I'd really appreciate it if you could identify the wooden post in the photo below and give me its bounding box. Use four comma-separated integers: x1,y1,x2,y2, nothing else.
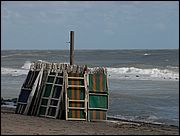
70,31,74,65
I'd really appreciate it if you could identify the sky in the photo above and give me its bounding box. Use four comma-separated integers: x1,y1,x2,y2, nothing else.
1,1,179,50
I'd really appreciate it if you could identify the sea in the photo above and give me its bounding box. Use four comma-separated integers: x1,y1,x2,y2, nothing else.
1,49,179,127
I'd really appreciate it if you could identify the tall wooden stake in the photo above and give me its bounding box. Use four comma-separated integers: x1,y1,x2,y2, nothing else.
70,31,74,65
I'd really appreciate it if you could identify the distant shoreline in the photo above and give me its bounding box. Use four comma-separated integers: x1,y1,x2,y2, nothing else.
1,49,179,51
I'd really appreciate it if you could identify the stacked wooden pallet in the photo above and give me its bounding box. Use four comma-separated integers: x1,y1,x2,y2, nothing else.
16,61,108,121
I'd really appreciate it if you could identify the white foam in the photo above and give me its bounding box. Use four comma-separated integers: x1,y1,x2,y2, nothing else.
107,67,179,81
1,67,29,76
21,61,32,70
144,53,151,56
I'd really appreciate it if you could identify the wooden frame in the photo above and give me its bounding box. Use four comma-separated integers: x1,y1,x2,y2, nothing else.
65,72,88,121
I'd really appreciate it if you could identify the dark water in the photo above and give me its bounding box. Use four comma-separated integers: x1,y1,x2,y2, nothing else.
1,49,179,126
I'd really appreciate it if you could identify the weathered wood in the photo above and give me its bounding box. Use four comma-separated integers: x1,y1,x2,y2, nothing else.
70,31,74,65
24,68,43,115
44,72,58,117
84,72,88,121
37,70,50,116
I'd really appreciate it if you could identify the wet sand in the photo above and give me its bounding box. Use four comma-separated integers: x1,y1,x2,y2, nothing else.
1,107,179,135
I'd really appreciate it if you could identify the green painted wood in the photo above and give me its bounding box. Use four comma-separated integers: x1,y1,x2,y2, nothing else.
89,94,108,109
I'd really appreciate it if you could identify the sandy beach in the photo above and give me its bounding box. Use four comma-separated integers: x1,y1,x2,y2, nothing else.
1,107,179,135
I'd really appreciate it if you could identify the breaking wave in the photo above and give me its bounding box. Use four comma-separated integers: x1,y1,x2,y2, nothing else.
143,53,151,56
107,67,179,81
21,61,32,69
1,61,179,81
1,67,29,77
1,61,31,76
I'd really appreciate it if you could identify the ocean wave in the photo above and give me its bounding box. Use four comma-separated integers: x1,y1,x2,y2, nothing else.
143,53,151,56
1,61,32,76
2,60,179,81
107,67,179,81
21,61,32,69
1,67,29,76
1,53,23,58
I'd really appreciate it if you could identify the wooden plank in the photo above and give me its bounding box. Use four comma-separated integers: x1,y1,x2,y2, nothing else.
69,100,85,102
49,105,57,108
65,72,68,120
32,70,49,116
50,98,59,101
46,82,53,85
68,107,85,110
67,118,86,121
84,72,88,121
68,85,85,88
68,77,84,79
48,75,55,77
54,84,63,86
41,97,49,99
24,68,43,115
89,93,108,96
88,108,108,111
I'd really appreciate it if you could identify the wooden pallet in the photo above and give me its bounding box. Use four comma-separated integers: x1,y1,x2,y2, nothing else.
37,70,65,119
16,70,41,114
23,68,44,115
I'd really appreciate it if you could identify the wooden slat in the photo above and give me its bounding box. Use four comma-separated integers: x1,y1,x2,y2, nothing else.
68,107,85,110
69,100,85,102
48,75,55,77
89,93,108,96
68,85,85,88
46,82,53,85
40,105,47,107
54,84,63,86
68,77,84,79
88,108,108,111
49,105,57,108
67,118,86,121
41,97,49,99
84,72,88,121
50,98,59,100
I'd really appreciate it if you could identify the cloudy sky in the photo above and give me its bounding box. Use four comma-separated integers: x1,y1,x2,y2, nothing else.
1,1,179,49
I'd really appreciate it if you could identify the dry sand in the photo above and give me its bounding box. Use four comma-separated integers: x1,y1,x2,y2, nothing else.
1,107,179,135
